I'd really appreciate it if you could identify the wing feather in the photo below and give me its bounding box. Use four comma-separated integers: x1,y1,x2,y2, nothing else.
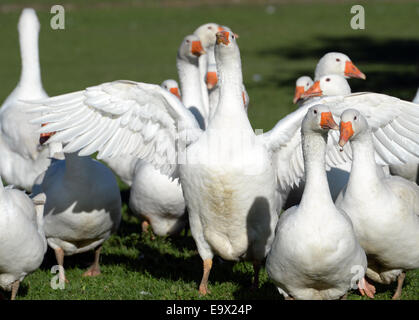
28,80,202,177
263,92,419,192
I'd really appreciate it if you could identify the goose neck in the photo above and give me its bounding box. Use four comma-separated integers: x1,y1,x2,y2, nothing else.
346,130,382,194
177,57,207,125
211,53,247,123
18,25,43,89
299,131,335,209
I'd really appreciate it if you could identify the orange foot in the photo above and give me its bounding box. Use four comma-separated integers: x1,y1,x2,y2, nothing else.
358,277,376,299
83,267,101,277
199,284,211,296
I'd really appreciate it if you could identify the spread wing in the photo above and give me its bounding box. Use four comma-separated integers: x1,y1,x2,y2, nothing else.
27,80,202,177
262,92,419,192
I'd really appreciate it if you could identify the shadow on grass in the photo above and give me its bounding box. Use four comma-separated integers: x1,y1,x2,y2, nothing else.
256,35,419,100
100,240,262,292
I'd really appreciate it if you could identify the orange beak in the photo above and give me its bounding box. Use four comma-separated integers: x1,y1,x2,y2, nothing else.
242,91,246,107
344,60,366,80
216,31,230,45
39,123,56,145
320,112,339,130
339,121,354,147
169,87,181,99
206,71,218,90
293,86,305,104
191,40,205,57
301,81,322,98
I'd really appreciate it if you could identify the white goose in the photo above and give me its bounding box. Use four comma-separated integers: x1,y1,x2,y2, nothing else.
129,79,186,237
335,109,419,300
266,105,374,300
31,142,121,282
0,178,47,300
28,31,419,296
0,8,51,192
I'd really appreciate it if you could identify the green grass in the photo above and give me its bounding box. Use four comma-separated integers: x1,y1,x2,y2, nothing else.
0,0,418,300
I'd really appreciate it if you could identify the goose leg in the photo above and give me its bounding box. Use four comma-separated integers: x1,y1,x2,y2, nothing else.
54,247,68,283
392,271,406,300
358,277,376,299
251,261,261,290
10,280,20,300
141,220,155,240
83,245,102,277
199,258,213,295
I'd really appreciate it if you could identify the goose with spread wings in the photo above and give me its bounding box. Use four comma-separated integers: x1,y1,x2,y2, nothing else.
28,31,419,295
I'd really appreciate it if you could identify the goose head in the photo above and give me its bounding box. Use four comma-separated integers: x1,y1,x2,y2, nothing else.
301,74,351,99
302,105,339,135
214,30,240,63
18,8,40,35
338,109,369,148
220,25,239,40
293,76,314,104
161,79,181,99
315,52,366,80
40,123,54,146
177,34,205,63
193,23,226,49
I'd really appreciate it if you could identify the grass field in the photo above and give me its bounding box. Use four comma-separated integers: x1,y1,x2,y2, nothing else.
0,0,418,300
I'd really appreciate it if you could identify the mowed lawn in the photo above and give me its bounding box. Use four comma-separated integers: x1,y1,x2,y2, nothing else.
0,0,418,300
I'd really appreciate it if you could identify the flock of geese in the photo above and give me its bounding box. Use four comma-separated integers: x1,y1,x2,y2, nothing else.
0,8,418,301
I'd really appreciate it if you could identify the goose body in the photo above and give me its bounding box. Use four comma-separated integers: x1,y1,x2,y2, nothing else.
0,8,51,191
31,148,121,279
130,159,186,236
0,179,46,299
335,109,419,299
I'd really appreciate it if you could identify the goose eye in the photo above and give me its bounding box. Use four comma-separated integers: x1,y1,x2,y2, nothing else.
336,58,340,62
326,78,330,82
208,26,212,30
186,40,190,43
231,34,235,39
313,109,318,114
354,116,357,120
